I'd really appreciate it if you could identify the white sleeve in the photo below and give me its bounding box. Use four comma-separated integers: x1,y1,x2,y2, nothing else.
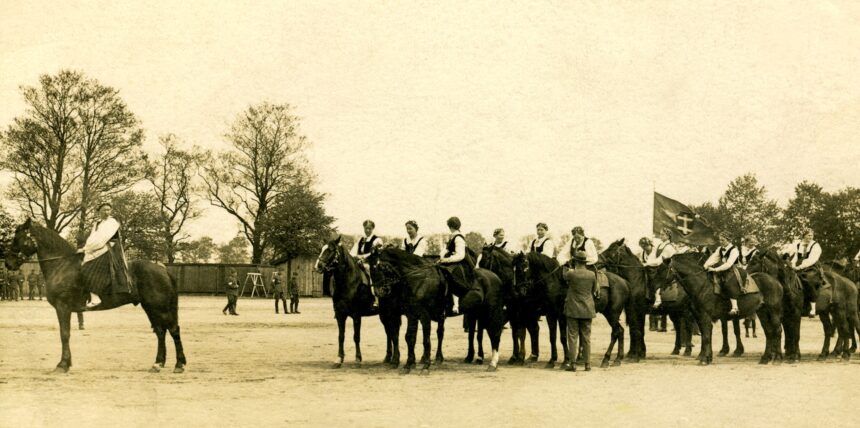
659,244,676,261
584,240,598,265
797,244,822,269
557,242,571,265
349,240,360,257
373,238,384,249
441,237,466,263
712,248,739,272
644,250,662,267
855,249,860,261
703,250,720,268
414,239,427,257
82,218,119,253
541,239,554,258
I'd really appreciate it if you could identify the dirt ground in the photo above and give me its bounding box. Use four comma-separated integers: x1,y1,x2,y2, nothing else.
0,296,857,428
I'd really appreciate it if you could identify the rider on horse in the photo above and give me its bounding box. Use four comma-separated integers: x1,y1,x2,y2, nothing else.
349,219,383,309
651,228,689,308
703,231,742,315
790,229,823,317
738,235,760,269
402,220,427,257
437,216,478,316
530,223,554,258
77,202,138,309
566,226,598,271
475,228,514,266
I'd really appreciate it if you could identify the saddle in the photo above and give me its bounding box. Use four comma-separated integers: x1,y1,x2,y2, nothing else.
595,269,610,289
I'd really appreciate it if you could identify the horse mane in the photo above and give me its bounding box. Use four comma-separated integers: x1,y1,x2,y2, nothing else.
379,247,432,269
29,222,75,255
527,251,560,273
485,246,513,263
672,251,704,270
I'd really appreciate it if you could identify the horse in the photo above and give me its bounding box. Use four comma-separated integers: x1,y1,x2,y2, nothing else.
597,240,651,362
371,247,506,372
479,245,541,365
746,248,805,363
653,252,786,365
601,240,695,357
587,266,630,368
314,236,400,368
799,262,860,361
4,219,185,373
512,252,569,368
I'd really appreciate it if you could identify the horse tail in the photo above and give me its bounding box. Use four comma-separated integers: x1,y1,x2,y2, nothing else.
167,270,180,324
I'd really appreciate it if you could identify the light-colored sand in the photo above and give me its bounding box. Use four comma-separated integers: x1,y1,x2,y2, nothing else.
0,296,856,428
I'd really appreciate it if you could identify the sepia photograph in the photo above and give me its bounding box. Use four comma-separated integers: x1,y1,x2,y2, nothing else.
1,1,859,427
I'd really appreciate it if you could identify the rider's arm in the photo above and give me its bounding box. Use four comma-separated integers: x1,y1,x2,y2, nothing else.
711,249,739,272
81,218,119,253
584,240,599,265
702,249,720,269
349,240,360,258
540,239,554,258
796,244,822,270
413,239,427,257
440,237,465,263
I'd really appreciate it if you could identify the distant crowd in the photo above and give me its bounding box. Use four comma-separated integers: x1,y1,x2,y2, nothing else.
0,268,45,301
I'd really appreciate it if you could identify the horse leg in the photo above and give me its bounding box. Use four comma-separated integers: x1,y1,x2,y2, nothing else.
683,314,694,357
334,315,346,368
150,326,167,373
670,313,682,355
168,325,186,373
732,318,744,357
391,317,402,368
527,320,540,362
615,318,625,366
718,319,730,356
697,315,713,365
546,315,558,368
818,311,832,361
464,316,475,363
487,325,501,372
402,316,418,373
54,306,72,373
383,320,393,365
601,314,616,368
508,324,521,365
757,311,772,365
475,320,484,365
435,318,445,364
353,317,362,364
420,316,432,372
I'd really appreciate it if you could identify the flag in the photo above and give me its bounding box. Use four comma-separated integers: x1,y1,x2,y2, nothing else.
653,192,717,246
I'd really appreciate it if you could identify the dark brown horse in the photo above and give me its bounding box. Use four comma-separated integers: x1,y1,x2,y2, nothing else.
598,240,651,362
746,248,805,362
512,252,568,368
479,245,540,365
798,263,860,361
653,252,787,365
588,268,630,368
372,247,506,372
4,219,185,373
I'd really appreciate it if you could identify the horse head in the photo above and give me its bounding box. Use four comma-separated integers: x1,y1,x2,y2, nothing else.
315,235,343,273
5,218,36,271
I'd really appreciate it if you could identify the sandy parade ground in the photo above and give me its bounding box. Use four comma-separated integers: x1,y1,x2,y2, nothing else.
0,295,857,428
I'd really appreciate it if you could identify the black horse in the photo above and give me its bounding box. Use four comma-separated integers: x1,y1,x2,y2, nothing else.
479,245,541,365
4,219,185,373
798,263,860,361
652,252,787,365
372,247,506,372
512,252,569,368
746,248,805,362
601,239,696,358
314,236,401,368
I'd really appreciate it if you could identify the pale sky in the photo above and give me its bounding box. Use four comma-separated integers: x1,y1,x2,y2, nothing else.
2,1,859,248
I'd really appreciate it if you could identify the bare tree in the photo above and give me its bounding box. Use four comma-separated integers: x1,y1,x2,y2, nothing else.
146,135,203,263
200,102,310,263
0,70,144,239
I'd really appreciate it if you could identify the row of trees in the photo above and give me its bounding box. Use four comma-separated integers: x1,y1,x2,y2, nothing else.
0,70,335,267
690,173,860,259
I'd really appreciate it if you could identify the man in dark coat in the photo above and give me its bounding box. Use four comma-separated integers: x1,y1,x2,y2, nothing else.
272,272,287,314
289,272,301,314
223,268,239,315
562,251,599,372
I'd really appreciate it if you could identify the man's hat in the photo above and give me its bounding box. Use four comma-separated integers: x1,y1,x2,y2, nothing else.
573,250,588,262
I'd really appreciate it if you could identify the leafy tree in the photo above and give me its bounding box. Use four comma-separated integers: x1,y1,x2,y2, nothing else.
0,204,17,259
464,231,485,253
200,102,311,263
0,70,145,239
218,235,250,264
690,173,780,246
262,185,335,271
778,181,826,240
811,188,860,259
146,134,204,262
175,237,216,263
110,191,163,261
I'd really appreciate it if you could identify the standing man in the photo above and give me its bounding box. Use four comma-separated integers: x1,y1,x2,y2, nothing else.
562,251,599,372
289,271,301,314
0,266,7,301
272,271,287,314
530,223,555,258
350,220,384,308
791,230,823,317
704,232,741,315
403,220,427,256
10,269,22,301
223,268,239,316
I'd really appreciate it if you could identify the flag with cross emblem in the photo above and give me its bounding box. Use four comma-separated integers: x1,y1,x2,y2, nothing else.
653,192,717,246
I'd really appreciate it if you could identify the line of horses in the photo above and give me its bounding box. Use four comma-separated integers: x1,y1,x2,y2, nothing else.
4,217,859,375
315,235,860,373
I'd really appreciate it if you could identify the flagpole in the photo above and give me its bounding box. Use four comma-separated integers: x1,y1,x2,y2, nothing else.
651,180,656,238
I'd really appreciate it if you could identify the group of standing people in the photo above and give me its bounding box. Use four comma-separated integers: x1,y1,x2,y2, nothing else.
221,268,302,316
0,268,44,301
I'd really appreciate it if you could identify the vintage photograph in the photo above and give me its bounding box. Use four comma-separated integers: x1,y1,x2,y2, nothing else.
1,1,859,427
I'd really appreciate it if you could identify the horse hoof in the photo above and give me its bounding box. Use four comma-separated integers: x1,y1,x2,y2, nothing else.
698,360,710,366
773,359,783,366
149,364,163,373
173,366,185,374
758,359,769,365
486,365,498,372
52,366,69,374
683,350,692,357
718,351,728,357
670,350,680,356
400,368,411,375
435,357,444,365
527,355,538,363
545,362,555,369
732,350,744,358
507,358,519,365
420,368,431,375
354,361,362,368
474,358,483,365
332,362,343,369
463,357,473,364
816,354,827,362
600,361,610,369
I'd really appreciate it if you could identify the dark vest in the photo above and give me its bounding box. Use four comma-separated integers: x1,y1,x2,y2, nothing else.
404,236,423,254
357,236,378,255
445,234,465,258
495,241,507,249
570,237,589,254
795,241,819,266
739,248,758,265
530,238,549,253
718,245,738,266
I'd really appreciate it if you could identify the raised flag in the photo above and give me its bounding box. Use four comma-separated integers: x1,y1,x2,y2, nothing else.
653,192,717,246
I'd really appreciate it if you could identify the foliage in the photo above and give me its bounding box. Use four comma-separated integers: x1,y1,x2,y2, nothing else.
218,235,250,264
110,191,164,261
262,185,335,265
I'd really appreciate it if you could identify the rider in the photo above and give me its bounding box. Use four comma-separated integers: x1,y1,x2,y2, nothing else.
475,228,513,267
530,223,555,258
438,217,477,316
651,228,685,309
638,237,663,268
77,202,137,309
349,220,384,309
402,220,427,257
790,229,822,317
567,226,598,271
703,231,742,316
738,235,760,269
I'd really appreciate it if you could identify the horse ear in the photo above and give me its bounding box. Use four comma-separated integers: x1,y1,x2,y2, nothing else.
335,235,342,244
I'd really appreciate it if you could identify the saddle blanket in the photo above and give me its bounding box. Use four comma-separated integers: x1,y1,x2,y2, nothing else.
661,282,681,302
596,270,609,288
742,275,759,295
